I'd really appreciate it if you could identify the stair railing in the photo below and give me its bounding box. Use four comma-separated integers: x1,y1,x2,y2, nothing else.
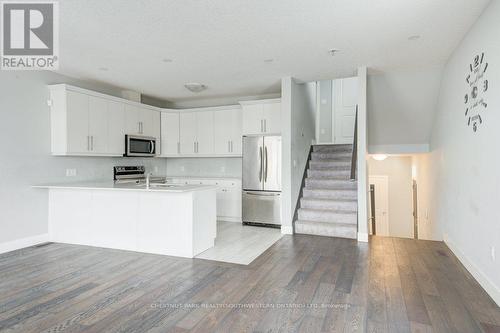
350,106,358,181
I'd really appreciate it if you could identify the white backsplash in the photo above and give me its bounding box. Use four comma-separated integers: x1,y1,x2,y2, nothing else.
165,157,242,178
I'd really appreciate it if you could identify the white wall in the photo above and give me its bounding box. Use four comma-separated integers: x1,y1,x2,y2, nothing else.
428,0,500,305
367,66,444,154
165,158,242,178
369,156,414,239
357,67,369,242
0,71,166,250
412,153,441,241
281,77,316,234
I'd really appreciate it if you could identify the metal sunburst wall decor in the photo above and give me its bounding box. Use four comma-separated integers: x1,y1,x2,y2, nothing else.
465,52,489,132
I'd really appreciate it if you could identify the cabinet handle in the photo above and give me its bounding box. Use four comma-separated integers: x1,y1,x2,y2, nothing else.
177,142,180,154
87,136,90,151
260,119,263,133
228,141,230,153
91,136,94,151
231,141,233,152
264,119,267,132
194,141,196,153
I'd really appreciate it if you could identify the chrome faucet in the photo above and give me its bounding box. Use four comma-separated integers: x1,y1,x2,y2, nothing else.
146,172,152,189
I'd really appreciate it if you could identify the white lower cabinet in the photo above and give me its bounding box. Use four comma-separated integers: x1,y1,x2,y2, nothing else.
166,177,242,222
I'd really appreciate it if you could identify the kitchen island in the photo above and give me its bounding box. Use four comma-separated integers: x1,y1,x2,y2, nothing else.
34,182,216,258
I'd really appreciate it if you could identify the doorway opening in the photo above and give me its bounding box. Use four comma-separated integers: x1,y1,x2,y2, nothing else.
368,154,422,239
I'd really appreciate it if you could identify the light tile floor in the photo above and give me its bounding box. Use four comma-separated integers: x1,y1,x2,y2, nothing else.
195,221,283,265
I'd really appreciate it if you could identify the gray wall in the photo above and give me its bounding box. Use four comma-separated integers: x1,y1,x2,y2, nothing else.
0,71,166,245
426,0,500,304
367,66,444,153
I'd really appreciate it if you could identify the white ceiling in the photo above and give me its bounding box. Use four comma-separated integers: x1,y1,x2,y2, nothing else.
58,0,490,102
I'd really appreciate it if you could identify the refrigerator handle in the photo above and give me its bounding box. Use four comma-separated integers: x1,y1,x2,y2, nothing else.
264,146,268,182
259,146,263,182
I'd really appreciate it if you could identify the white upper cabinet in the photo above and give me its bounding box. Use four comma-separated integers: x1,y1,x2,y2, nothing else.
179,111,214,155
49,84,162,157
196,111,214,154
107,100,126,155
262,101,281,134
241,99,281,135
65,90,90,154
161,113,180,156
88,96,108,154
214,108,242,155
179,112,197,154
124,104,141,135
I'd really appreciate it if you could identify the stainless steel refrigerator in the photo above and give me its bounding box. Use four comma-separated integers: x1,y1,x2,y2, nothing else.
242,135,282,226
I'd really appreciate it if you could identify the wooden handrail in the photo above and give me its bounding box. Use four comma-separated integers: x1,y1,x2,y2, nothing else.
350,106,358,180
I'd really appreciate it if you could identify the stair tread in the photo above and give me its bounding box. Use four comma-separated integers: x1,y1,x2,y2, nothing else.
295,219,357,228
304,188,357,192
298,207,357,215
301,197,357,203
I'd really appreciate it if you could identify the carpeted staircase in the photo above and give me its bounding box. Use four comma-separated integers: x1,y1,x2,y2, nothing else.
295,144,358,239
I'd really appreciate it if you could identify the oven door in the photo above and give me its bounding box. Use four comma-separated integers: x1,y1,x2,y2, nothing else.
125,135,156,157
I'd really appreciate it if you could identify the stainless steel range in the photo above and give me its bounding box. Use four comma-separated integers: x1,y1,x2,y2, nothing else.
113,166,166,184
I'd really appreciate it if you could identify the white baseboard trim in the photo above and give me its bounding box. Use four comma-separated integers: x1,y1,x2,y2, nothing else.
281,225,293,235
444,235,500,307
0,233,50,255
357,232,369,242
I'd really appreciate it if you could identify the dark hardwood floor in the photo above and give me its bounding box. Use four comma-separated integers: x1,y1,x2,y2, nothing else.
0,235,499,332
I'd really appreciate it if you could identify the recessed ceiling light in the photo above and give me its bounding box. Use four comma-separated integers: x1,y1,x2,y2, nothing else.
99,67,108,71
408,35,421,41
162,58,173,63
328,49,339,56
264,59,274,63
184,83,207,93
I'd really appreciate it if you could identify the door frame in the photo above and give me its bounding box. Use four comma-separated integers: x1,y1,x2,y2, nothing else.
369,175,390,236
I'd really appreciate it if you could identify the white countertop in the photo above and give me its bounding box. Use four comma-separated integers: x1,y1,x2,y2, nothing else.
33,181,216,193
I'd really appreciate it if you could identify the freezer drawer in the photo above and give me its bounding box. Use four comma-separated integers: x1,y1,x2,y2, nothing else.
242,191,281,225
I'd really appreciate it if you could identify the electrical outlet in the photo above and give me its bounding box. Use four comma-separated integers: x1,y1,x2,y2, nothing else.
491,246,496,262
65,168,77,177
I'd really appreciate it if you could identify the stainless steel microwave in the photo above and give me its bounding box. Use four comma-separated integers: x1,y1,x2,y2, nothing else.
124,135,157,157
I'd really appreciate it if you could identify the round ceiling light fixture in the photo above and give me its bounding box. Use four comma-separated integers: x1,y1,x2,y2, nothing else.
184,83,208,93
162,58,173,63
98,67,108,71
408,35,421,41
372,154,388,161
264,58,274,63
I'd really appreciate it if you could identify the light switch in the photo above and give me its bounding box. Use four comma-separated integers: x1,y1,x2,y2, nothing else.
65,169,77,177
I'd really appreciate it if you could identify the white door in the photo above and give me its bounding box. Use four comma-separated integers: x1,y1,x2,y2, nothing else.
333,77,358,144
66,91,89,154
107,100,125,155
369,175,389,236
242,103,263,135
230,108,243,155
124,104,140,135
179,112,196,154
88,96,108,154
214,110,233,154
263,102,281,134
196,111,214,154
161,113,180,156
